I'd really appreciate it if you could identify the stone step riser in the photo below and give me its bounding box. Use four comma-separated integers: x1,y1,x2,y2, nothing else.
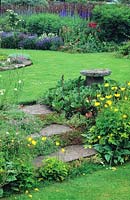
34,145,96,168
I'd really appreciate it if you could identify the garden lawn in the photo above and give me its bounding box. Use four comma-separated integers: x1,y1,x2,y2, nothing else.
4,163,130,200
0,49,130,103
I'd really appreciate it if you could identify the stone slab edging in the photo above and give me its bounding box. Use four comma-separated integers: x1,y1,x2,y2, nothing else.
0,60,32,71
20,104,53,115
34,145,96,167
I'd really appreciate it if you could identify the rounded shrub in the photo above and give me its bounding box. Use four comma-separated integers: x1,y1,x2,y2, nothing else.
92,5,130,43
39,157,68,182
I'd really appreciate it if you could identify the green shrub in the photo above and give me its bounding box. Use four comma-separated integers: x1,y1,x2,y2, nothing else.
40,76,98,118
0,129,36,197
39,157,68,181
69,159,103,178
1,32,20,49
1,0,48,6
24,13,85,36
116,41,130,58
92,5,130,43
33,137,58,157
0,158,35,197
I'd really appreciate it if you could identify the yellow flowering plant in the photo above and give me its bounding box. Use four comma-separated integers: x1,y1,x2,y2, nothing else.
84,100,130,165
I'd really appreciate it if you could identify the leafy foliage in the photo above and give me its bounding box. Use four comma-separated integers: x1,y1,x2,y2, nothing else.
40,76,98,118
39,158,68,182
116,41,130,59
1,0,48,6
92,5,130,43
24,13,85,36
83,81,130,165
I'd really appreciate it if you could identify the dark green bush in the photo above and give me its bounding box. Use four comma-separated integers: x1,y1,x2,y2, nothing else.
92,5,130,43
1,33,20,49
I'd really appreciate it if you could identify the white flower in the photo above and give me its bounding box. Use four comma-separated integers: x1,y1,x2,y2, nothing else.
14,88,18,91
7,58,11,63
6,132,10,135
18,80,22,84
0,89,5,95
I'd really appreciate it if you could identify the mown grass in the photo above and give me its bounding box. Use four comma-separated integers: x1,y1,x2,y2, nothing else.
4,163,130,200
0,49,130,103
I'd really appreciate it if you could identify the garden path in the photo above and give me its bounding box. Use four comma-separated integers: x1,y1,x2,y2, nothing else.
21,104,96,167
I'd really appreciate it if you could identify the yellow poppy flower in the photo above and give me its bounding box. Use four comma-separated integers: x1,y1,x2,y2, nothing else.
122,114,127,119
111,86,117,90
28,194,32,198
114,93,120,98
42,136,47,141
27,137,32,142
31,140,37,146
104,104,108,108
34,188,39,192
61,148,65,153
104,83,109,87
114,108,118,112
120,87,125,91
56,141,60,146
105,95,112,99
97,94,101,98
100,97,105,101
106,100,112,106
94,102,100,107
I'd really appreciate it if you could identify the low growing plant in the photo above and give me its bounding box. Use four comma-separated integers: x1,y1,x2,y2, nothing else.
41,76,97,118
116,41,130,59
38,157,69,182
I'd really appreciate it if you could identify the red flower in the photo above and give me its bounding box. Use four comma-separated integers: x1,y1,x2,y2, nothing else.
88,22,97,28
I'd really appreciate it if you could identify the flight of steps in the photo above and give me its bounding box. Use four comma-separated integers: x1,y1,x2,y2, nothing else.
21,104,96,167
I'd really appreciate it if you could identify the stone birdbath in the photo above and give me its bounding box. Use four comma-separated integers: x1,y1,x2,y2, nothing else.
80,69,111,86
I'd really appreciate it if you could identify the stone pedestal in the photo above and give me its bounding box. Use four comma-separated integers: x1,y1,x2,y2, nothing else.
80,69,111,86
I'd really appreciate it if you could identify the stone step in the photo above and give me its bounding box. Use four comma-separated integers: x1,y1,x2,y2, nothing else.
40,124,73,137
20,104,53,115
34,145,96,168
30,124,73,138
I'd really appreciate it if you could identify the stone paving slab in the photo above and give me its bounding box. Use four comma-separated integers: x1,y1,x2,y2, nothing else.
21,104,53,115
40,124,73,137
34,145,96,167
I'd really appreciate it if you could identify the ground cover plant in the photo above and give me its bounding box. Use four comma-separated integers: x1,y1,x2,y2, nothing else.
116,41,130,59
